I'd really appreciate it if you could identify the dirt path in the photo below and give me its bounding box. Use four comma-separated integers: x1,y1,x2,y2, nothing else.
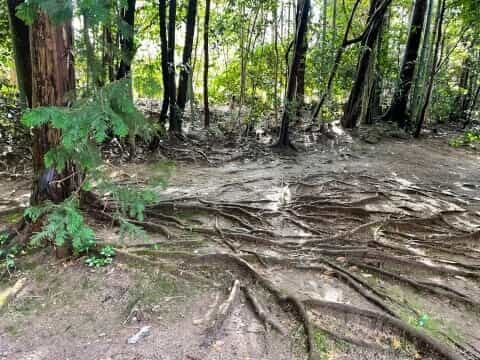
1,135,480,360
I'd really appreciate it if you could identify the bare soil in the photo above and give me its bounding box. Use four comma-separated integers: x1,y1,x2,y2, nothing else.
1,130,480,360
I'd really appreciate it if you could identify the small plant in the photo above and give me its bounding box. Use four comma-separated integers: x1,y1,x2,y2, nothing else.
314,329,329,358
5,254,16,271
415,314,430,328
25,198,96,255
85,245,116,267
1,232,19,272
449,129,480,148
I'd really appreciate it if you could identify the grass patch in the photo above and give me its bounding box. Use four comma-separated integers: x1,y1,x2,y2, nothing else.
314,329,329,359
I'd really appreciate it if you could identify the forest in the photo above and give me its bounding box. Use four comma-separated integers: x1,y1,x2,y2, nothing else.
0,0,479,359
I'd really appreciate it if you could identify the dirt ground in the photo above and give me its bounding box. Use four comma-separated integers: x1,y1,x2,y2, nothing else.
1,130,480,360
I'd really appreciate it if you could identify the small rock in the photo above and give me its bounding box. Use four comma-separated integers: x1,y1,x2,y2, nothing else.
127,326,152,344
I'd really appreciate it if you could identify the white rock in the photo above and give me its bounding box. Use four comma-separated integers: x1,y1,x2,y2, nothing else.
127,326,152,344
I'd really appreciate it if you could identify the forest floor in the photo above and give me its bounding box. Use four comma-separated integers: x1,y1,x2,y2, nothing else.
1,123,480,360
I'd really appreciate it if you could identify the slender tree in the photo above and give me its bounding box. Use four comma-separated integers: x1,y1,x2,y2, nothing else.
177,0,197,113
450,39,478,124
311,0,362,121
116,0,136,80
203,0,211,128
167,0,180,134
277,0,310,147
295,0,308,107
414,0,446,137
158,0,170,127
383,0,428,128
7,0,32,108
102,25,115,83
341,0,391,128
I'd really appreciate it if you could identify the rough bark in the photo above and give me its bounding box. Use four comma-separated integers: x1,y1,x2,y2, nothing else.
177,0,197,113
30,12,78,205
383,0,427,128
116,0,136,80
7,0,32,108
276,0,310,147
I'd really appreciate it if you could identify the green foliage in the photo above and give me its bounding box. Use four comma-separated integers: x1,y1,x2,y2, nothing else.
16,0,73,25
22,80,151,172
314,329,329,358
0,233,19,272
85,245,116,267
449,129,480,148
25,198,95,254
21,79,166,256
133,58,163,98
415,314,430,328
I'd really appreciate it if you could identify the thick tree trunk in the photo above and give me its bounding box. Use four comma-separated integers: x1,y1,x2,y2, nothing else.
383,0,427,128
276,0,310,147
341,0,389,128
30,12,78,205
177,0,197,113
116,0,136,80
7,0,32,108
203,0,211,128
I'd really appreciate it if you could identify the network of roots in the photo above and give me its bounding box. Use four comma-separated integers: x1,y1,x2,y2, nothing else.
99,169,480,360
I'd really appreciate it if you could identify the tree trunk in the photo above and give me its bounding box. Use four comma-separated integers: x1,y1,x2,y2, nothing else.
177,0,197,113
7,0,32,108
450,39,477,123
341,0,389,128
203,0,211,128
276,0,310,148
116,0,136,80
158,0,170,127
273,3,280,126
410,0,434,121
83,15,102,88
414,0,446,137
102,25,115,83
167,0,180,134
383,0,427,128
311,0,363,121
30,12,78,206
295,0,308,107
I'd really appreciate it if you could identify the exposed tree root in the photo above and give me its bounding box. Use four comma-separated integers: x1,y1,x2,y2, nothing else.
314,324,391,352
354,262,480,309
305,299,464,360
295,263,398,317
242,286,287,335
0,277,27,311
202,279,241,347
